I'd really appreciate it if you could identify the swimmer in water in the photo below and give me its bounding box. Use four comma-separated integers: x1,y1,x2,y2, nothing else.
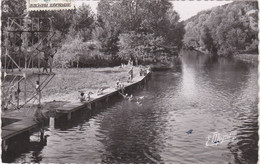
119,92,129,99
128,94,134,101
137,100,142,105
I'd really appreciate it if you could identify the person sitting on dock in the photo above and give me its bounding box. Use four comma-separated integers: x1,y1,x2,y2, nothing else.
119,83,125,94
87,91,93,101
79,92,86,102
116,79,121,89
120,63,125,68
4,92,15,111
97,88,104,96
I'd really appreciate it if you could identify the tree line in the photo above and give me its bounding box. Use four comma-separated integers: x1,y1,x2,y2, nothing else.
1,0,184,68
183,1,258,57
2,0,258,68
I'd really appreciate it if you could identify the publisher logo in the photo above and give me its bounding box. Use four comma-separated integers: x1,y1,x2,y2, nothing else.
206,132,236,146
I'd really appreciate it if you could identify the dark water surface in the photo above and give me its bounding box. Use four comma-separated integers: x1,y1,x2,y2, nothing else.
6,50,258,163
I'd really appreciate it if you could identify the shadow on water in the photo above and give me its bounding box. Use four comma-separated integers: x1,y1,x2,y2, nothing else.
180,50,252,94
228,101,258,164
180,49,258,164
2,126,49,163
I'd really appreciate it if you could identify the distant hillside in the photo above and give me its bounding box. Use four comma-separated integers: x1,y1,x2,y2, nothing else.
183,1,258,56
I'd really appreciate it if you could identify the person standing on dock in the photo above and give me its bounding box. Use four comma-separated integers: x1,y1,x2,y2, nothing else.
36,81,41,105
139,66,143,76
130,67,134,80
128,67,133,82
14,89,21,110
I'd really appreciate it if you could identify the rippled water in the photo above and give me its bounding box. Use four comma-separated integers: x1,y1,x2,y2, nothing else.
6,50,258,163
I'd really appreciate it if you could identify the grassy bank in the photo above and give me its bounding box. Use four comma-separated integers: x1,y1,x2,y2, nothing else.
2,66,140,104
41,66,139,102
2,66,140,118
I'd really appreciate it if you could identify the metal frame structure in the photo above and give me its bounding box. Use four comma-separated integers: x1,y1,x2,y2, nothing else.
2,16,56,110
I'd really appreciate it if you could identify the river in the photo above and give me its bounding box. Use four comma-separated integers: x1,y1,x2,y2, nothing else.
5,50,258,163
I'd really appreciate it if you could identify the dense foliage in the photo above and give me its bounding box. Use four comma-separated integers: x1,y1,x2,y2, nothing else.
1,0,184,68
2,0,257,68
183,1,258,57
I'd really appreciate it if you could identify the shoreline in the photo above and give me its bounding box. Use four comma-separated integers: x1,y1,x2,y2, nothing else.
233,53,258,65
1,66,152,155
189,48,258,65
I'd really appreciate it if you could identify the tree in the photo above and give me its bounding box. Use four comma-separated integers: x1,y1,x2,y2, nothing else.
70,4,95,42
183,1,258,56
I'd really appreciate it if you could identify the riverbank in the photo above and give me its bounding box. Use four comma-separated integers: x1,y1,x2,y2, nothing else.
191,48,258,65
2,66,140,117
2,66,150,148
233,53,258,65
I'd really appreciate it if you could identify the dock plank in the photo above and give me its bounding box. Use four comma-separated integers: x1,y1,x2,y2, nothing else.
56,71,151,115
2,129,18,139
2,121,37,131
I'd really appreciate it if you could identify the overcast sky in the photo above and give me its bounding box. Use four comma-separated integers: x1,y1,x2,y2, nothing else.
172,1,232,20
75,0,232,21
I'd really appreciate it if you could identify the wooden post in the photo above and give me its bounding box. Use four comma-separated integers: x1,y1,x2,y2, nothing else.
67,112,71,120
2,139,8,152
49,117,55,130
19,43,21,71
40,128,44,141
87,103,92,110
17,77,20,108
38,75,41,105
5,47,8,72
24,74,27,103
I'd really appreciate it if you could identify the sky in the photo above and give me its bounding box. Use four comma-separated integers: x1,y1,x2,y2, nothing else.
75,0,232,21
172,1,232,20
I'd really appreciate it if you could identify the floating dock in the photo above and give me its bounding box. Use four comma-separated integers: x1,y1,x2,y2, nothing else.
56,71,151,120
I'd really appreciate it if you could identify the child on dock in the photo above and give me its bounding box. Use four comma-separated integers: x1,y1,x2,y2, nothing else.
87,91,93,101
79,92,86,102
97,88,104,96
116,79,121,89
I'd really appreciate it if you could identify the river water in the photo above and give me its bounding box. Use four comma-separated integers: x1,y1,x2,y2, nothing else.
5,50,258,163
